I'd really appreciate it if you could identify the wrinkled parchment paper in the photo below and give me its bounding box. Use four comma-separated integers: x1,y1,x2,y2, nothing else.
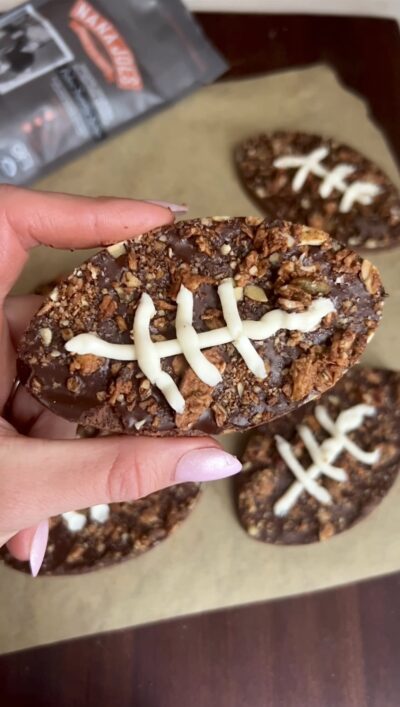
1,65,400,654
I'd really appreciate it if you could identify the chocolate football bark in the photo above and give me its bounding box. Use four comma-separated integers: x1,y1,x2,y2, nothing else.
235,133,400,250
18,218,384,436
236,367,400,545
1,483,200,576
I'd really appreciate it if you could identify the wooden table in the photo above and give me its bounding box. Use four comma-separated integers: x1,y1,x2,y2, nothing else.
2,572,400,706
2,13,400,707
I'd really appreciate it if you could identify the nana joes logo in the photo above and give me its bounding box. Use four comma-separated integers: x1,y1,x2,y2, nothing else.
69,0,142,91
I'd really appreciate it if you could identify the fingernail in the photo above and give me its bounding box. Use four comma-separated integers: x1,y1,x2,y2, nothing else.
146,200,188,214
29,520,49,578
176,448,242,483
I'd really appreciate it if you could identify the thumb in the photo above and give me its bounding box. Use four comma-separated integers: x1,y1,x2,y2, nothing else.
1,433,241,539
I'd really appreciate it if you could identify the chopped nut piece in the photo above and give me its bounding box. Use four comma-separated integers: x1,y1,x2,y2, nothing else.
39,327,52,346
100,295,117,318
255,186,267,198
360,259,381,295
298,227,328,246
37,301,54,316
70,354,104,376
87,264,100,279
107,242,127,258
289,357,317,401
66,376,82,394
220,244,232,255
134,419,146,431
212,402,228,427
278,298,305,312
123,272,141,288
116,315,128,332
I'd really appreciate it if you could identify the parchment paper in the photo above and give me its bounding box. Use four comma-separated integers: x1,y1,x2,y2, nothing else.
2,65,400,655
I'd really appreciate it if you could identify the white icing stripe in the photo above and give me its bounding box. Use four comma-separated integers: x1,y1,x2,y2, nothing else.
218,278,266,379
273,146,382,210
67,296,334,364
89,504,110,523
62,511,87,532
319,164,355,199
275,435,332,505
233,335,266,380
66,293,334,409
218,278,244,339
339,182,382,213
315,405,380,465
297,425,347,482
133,292,184,414
63,505,111,531
176,285,222,387
273,404,380,517
274,146,329,192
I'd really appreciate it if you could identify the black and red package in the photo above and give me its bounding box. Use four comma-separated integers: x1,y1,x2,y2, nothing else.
0,0,226,183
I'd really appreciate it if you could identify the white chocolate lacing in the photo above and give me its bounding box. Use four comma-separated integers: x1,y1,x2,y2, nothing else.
273,147,382,213
62,504,110,532
273,404,380,517
218,279,266,379
133,293,185,414
176,285,222,387
66,280,335,412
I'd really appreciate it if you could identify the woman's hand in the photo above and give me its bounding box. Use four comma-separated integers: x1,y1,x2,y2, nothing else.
0,186,241,575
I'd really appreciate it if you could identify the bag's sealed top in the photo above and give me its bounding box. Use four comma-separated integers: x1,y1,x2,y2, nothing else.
0,0,227,183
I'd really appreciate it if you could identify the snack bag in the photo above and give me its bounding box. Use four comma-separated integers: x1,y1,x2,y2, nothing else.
0,0,226,183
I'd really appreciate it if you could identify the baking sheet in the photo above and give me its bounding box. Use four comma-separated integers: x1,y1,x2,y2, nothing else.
1,65,400,654
186,0,400,20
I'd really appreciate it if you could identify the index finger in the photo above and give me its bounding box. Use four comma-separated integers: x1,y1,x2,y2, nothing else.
0,185,176,298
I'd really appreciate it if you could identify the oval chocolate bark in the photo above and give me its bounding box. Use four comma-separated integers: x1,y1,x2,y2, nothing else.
236,367,400,545
235,132,400,251
18,218,384,436
1,482,200,576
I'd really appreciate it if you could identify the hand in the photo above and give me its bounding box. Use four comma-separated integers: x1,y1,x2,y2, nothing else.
0,186,241,575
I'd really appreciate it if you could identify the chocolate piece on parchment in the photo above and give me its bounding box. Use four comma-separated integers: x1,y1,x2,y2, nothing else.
236,367,400,545
1,483,200,576
18,218,384,436
235,132,400,251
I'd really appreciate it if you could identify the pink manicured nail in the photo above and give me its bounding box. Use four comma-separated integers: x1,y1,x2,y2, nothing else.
29,520,49,578
146,200,188,214
176,448,242,483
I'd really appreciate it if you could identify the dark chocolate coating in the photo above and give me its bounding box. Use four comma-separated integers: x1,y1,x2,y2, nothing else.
235,133,400,251
17,218,384,436
236,367,400,545
0,483,200,576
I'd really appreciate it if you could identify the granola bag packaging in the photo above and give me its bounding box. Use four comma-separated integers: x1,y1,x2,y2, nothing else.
0,0,226,183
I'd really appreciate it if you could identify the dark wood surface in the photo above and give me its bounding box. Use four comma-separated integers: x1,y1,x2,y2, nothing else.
2,12,400,707
198,13,400,165
1,572,400,707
